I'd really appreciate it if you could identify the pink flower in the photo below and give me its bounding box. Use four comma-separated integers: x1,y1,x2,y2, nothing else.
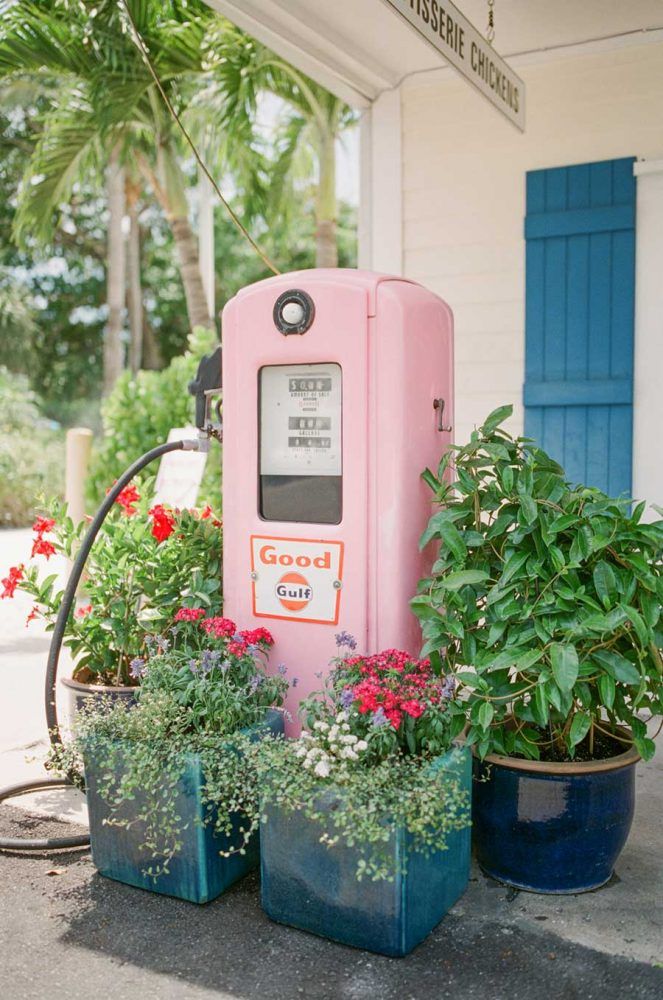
25,605,39,627
75,604,92,618
1,565,24,599
174,607,206,622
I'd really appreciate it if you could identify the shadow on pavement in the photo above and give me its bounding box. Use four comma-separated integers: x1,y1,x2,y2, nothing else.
54,866,663,1000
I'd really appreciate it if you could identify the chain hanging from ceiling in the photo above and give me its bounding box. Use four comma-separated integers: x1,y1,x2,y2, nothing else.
486,0,496,45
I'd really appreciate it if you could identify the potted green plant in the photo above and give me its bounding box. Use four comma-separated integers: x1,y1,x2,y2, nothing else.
256,636,471,956
53,613,288,903
1,481,222,712
412,405,662,893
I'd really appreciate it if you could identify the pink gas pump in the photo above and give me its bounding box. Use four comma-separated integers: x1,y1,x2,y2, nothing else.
222,269,454,728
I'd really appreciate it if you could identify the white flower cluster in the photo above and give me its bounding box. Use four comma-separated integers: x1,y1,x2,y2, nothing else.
293,710,368,779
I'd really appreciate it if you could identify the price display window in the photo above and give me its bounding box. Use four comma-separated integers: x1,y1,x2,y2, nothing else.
259,363,342,524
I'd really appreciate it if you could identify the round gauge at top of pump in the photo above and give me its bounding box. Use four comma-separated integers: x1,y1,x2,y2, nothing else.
273,289,315,335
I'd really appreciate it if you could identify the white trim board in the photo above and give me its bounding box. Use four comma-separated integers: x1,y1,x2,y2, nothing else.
633,156,663,515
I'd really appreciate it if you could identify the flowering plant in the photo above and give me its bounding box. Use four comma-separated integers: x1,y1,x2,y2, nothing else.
50,613,288,879
256,635,470,881
1,480,222,686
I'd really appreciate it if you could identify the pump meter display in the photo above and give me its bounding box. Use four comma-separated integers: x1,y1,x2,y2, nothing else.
259,363,342,523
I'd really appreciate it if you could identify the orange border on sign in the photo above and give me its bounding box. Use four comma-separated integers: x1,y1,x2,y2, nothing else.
250,534,345,625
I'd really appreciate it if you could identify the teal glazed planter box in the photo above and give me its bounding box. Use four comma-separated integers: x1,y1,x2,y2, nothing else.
260,746,471,957
84,709,284,904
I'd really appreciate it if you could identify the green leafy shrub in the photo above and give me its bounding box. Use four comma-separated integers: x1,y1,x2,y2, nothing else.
412,405,663,763
86,328,219,507
2,485,222,685
0,366,64,526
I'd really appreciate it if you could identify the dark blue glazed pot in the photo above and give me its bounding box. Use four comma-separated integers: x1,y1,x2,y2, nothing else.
84,708,284,904
260,746,471,957
472,742,639,894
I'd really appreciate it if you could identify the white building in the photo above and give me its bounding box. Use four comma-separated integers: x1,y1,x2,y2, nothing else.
208,1,663,509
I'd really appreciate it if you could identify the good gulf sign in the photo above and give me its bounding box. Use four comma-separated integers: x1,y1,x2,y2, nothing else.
250,535,344,624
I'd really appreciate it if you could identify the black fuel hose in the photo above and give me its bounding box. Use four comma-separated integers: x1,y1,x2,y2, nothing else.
0,438,198,851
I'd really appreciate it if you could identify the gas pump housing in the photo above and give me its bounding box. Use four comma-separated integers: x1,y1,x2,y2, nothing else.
222,269,454,724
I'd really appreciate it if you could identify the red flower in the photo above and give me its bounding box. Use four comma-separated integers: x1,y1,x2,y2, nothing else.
385,708,403,729
148,504,175,543
114,484,140,516
200,504,213,519
174,607,206,622
401,699,425,718
75,604,92,618
228,639,248,656
200,616,236,638
1,565,24,599
239,627,274,647
25,605,39,627
31,537,56,560
32,516,55,536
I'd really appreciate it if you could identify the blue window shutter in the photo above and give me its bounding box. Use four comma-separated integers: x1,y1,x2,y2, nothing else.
524,158,635,496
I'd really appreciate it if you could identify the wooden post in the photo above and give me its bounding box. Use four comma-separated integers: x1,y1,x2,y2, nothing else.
65,428,93,525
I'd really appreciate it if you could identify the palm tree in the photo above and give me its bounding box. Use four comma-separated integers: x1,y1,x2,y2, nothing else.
0,0,223,366
208,21,357,268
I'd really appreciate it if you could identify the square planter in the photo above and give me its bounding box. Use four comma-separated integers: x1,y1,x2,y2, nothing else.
260,745,471,956
84,708,284,904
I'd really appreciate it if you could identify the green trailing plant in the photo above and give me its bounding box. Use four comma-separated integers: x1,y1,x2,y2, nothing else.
1,484,222,686
256,637,471,882
51,620,287,878
411,405,663,763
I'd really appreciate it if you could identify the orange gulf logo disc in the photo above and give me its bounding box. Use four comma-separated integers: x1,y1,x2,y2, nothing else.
275,572,313,613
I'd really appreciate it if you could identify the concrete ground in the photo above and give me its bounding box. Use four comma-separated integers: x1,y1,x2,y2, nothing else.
1,527,661,999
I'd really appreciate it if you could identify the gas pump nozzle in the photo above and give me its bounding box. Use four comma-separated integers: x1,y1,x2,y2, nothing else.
188,345,222,447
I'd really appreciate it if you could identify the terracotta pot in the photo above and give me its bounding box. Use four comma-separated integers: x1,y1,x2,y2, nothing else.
472,735,639,894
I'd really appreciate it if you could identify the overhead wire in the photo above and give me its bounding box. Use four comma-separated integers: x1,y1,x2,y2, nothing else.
119,0,280,276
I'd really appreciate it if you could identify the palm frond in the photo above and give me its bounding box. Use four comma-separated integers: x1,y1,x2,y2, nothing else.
13,88,107,245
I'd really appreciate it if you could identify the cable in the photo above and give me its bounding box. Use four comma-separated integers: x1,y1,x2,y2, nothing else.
0,439,195,852
119,0,281,277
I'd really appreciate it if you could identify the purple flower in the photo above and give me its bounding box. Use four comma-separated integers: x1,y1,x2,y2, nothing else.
129,657,146,680
371,707,390,728
248,674,263,694
314,671,323,679
440,676,457,699
291,677,299,688
339,688,354,709
335,631,357,651
200,649,221,675
188,658,199,675
277,663,288,676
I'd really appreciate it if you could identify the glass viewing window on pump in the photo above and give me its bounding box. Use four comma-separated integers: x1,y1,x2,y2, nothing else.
258,363,342,524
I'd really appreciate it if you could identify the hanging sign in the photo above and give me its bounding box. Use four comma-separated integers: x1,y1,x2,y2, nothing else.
382,0,525,131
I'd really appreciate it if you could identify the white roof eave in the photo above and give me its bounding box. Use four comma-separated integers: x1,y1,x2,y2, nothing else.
205,0,442,107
